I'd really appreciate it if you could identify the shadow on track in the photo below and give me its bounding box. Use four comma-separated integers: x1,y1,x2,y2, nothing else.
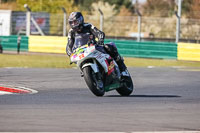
106,94,181,98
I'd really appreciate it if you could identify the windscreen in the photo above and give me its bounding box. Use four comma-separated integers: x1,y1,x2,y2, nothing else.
73,33,90,51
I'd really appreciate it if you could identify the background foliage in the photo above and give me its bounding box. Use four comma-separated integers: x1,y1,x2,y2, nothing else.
16,0,77,13
0,0,200,19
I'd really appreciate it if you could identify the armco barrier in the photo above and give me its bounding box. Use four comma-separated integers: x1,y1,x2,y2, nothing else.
178,42,200,61
29,36,67,53
0,35,28,51
105,39,177,59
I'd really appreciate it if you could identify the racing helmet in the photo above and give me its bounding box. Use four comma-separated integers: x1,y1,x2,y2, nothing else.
68,12,84,31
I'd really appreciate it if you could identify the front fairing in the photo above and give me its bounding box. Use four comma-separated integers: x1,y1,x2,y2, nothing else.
70,44,96,63
70,44,110,73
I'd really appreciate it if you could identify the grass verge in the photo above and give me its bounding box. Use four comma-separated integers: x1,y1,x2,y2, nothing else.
1,53,200,68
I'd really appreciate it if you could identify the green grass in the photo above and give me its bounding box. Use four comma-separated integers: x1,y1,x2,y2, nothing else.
124,57,200,67
1,53,200,68
0,54,75,68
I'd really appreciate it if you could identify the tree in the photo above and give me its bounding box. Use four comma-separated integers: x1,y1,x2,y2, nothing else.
181,0,192,16
102,0,134,13
0,0,15,3
73,0,98,12
141,0,200,18
182,0,200,19
190,0,200,19
142,0,175,17
16,0,78,13
73,0,134,13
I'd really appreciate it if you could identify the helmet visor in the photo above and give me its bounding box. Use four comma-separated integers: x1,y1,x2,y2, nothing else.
69,20,79,27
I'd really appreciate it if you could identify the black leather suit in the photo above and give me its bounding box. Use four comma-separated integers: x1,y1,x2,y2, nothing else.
66,23,105,56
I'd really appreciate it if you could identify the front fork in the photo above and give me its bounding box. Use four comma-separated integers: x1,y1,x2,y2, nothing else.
81,59,101,79
82,59,99,73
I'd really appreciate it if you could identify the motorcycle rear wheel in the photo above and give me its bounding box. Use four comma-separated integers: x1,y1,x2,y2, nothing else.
83,66,105,96
116,76,134,96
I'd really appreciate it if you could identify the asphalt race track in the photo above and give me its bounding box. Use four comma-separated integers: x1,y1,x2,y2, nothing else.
0,67,200,132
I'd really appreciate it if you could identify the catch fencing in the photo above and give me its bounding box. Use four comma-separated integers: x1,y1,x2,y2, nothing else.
86,15,200,42
10,11,64,36
2,11,199,42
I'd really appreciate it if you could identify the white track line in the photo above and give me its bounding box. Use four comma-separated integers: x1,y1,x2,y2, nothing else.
0,91,13,95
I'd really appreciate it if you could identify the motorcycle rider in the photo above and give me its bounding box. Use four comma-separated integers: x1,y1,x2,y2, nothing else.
66,12,127,75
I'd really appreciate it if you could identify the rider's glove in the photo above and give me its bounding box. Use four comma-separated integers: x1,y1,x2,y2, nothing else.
97,39,104,46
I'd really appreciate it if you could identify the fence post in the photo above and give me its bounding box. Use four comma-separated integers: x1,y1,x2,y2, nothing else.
175,0,182,43
17,36,21,54
0,39,3,53
24,4,31,36
62,7,67,36
98,8,104,31
136,9,142,42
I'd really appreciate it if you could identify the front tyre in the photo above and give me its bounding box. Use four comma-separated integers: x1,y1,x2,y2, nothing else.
116,76,134,96
83,66,105,96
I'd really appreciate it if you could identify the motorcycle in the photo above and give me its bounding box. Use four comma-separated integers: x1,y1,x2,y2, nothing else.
70,41,134,96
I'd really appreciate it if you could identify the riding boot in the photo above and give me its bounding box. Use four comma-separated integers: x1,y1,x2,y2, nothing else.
103,43,127,75
115,55,127,72
114,55,130,77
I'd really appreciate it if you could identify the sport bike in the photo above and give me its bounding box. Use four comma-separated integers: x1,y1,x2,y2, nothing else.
70,41,134,96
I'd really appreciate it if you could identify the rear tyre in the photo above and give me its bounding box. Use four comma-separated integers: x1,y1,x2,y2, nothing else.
83,66,105,96
116,76,133,96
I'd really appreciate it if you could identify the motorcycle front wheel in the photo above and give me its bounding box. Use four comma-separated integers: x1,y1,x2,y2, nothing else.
116,76,134,96
83,66,105,96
